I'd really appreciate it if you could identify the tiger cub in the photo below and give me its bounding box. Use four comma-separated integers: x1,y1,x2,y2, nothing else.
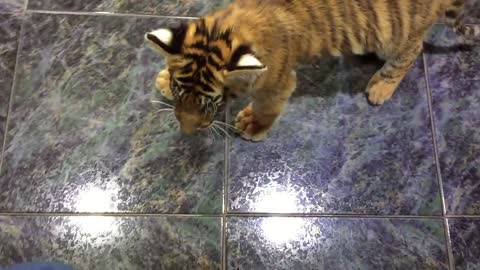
145,0,477,141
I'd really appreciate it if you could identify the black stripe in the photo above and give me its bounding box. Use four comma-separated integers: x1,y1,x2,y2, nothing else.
387,0,400,42
325,1,336,50
217,29,232,47
185,53,206,67
208,55,223,70
452,0,464,7
177,76,195,84
337,3,350,53
202,68,216,84
349,2,363,47
445,10,458,19
302,1,317,54
181,62,194,74
209,46,223,60
213,95,222,103
191,41,208,51
365,0,379,49
204,66,216,80
210,19,220,40
195,18,208,36
197,80,215,93
277,33,289,80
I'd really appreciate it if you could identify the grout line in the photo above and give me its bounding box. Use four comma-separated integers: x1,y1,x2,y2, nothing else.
0,13,27,175
422,54,447,218
446,215,480,219
0,212,223,218
226,212,443,219
23,0,29,14
221,101,232,270
443,218,456,270
422,53,455,270
26,9,198,19
0,211,447,219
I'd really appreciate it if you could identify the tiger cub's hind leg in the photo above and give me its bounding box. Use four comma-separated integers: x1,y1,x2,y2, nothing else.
367,42,423,105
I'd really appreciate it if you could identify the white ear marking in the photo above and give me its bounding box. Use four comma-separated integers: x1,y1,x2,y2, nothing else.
148,29,173,45
237,54,264,68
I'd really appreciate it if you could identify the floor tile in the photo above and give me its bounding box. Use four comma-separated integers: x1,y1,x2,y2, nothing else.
114,0,229,17
0,14,224,214
0,13,21,160
228,56,441,215
0,0,24,13
27,0,109,12
425,25,480,215
227,217,448,270
27,0,229,17
464,0,480,24
449,218,480,270
0,216,221,270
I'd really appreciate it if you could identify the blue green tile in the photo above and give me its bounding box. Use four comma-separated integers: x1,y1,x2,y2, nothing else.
227,217,448,269
449,218,480,270
27,0,230,16
0,13,21,162
425,25,480,215
0,216,221,269
0,14,224,214
229,56,441,215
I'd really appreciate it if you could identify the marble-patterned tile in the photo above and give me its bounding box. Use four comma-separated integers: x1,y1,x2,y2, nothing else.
112,0,230,17
27,0,109,13
0,14,225,214
0,13,21,160
0,216,221,270
425,25,480,215
27,0,229,17
227,217,448,269
449,218,480,270
464,0,480,24
228,56,441,215
0,0,24,13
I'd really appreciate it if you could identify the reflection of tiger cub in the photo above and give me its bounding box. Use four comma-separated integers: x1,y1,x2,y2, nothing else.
146,0,478,141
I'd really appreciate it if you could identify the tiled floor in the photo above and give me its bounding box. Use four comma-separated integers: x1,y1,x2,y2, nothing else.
0,1,479,269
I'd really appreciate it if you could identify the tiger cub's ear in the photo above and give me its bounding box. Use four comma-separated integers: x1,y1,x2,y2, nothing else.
145,24,187,57
225,45,267,77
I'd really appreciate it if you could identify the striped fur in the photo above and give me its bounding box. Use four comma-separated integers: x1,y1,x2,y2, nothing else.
146,0,478,140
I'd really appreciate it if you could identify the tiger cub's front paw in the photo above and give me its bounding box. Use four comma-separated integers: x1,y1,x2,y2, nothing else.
235,103,272,142
155,69,174,100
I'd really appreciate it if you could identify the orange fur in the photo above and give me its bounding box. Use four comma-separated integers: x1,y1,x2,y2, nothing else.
146,0,474,140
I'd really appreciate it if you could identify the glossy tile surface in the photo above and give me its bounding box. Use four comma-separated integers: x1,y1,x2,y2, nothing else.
27,0,229,16
449,218,480,270
1,0,479,268
465,0,480,23
0,216,221,269
227,217,448,269
425,25,480,215
229,57,441,215
0,13,21,158
0,0,24,13
0,14,224,213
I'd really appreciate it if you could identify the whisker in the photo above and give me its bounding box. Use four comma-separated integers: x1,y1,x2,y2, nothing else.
151,100,174,108
210,126,223,140
206,128,215,141
156,108,173,113
214,120,240,132
213,123,231,138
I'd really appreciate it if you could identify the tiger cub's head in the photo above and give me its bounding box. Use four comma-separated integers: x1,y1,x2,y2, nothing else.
145,19,266,135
